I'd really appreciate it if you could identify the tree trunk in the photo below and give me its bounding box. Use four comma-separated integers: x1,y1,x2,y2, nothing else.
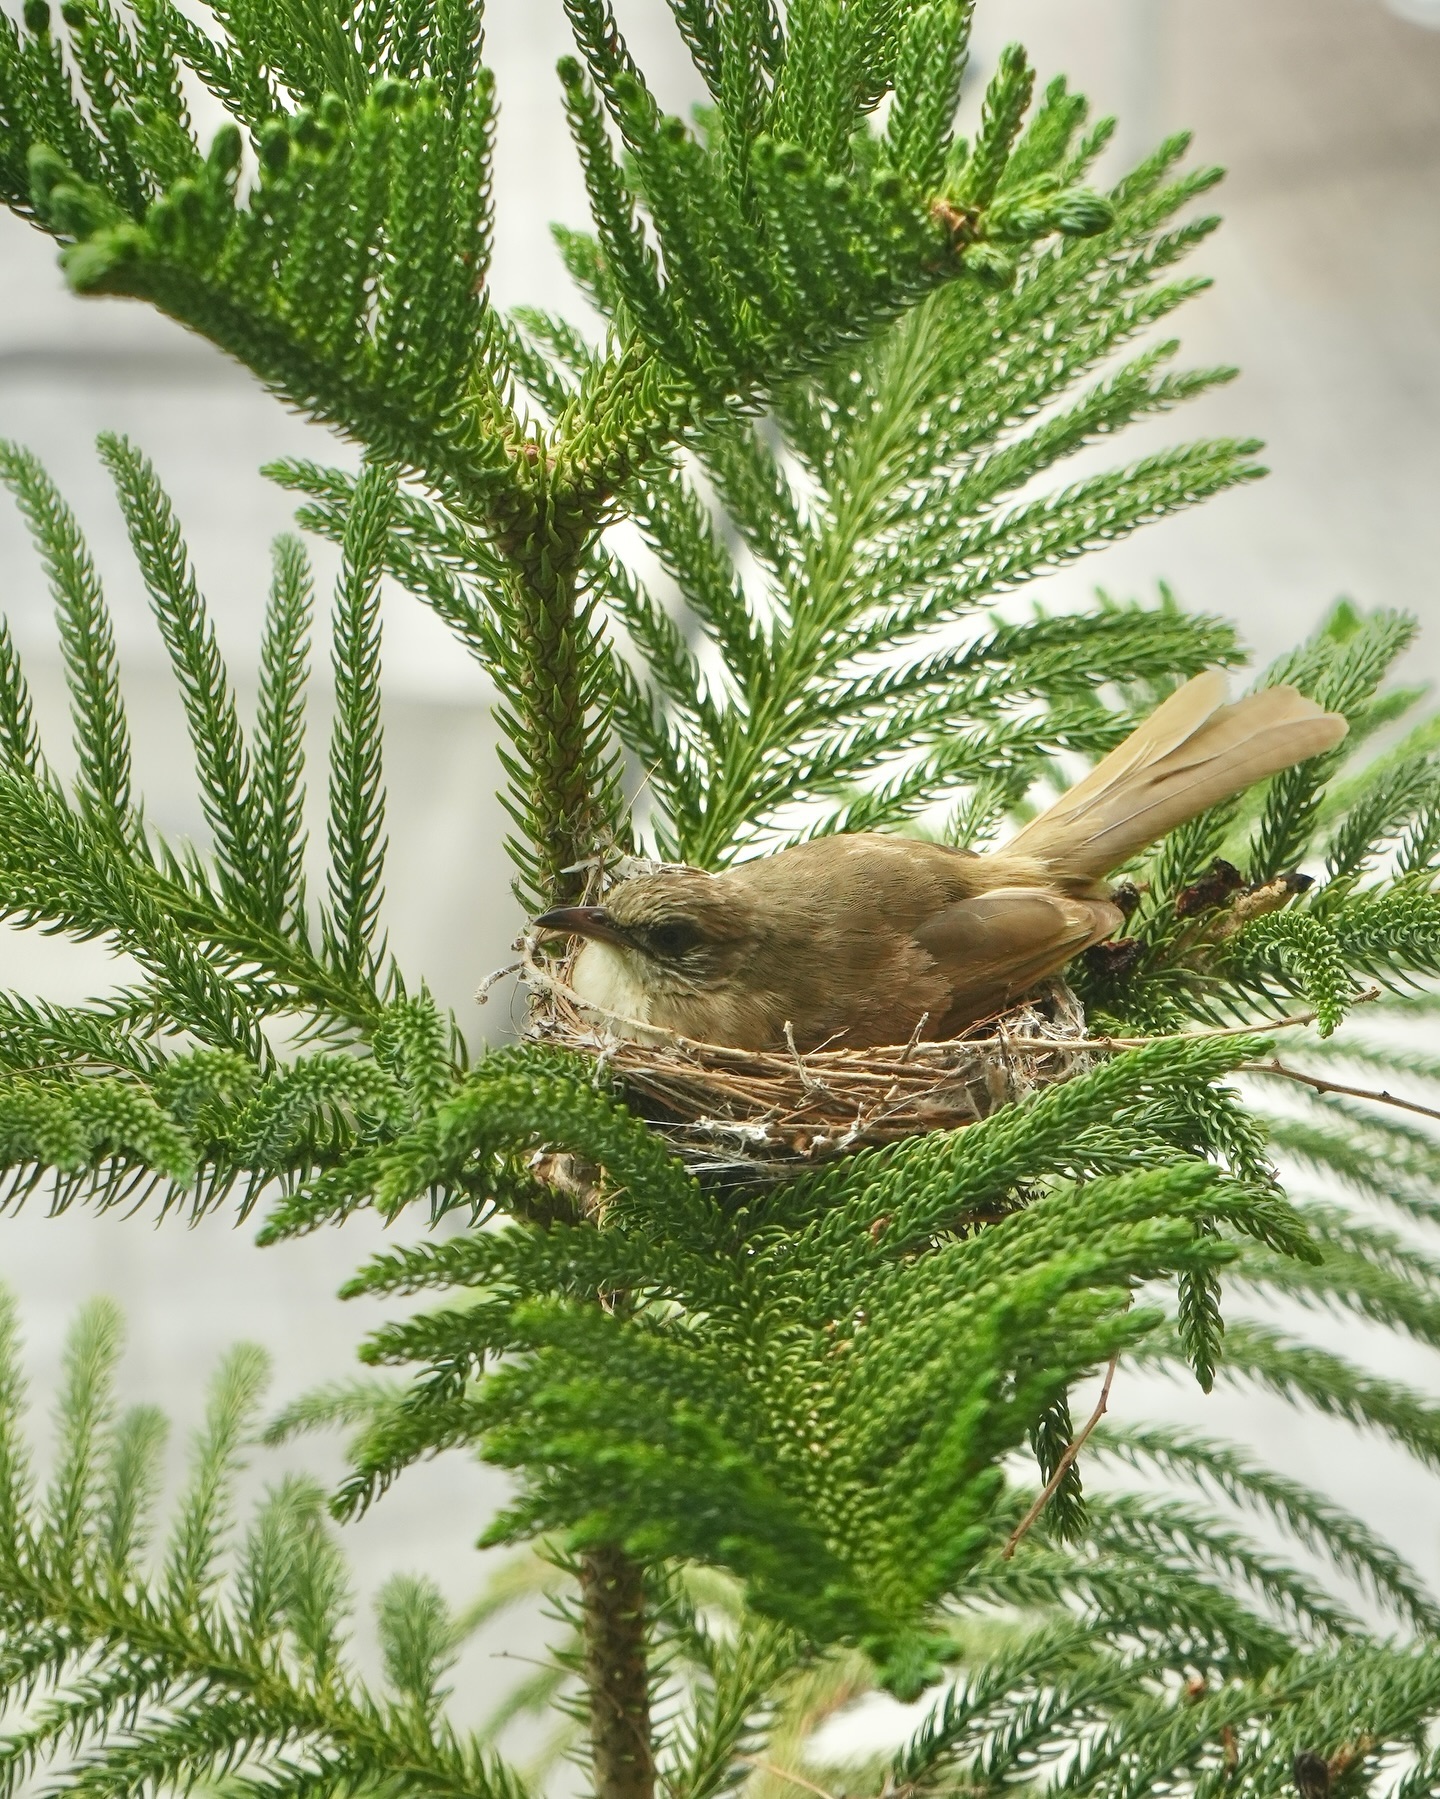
579,1543,655,1799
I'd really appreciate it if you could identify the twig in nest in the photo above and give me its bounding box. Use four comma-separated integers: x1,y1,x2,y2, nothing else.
899,1012,930,1063
783,1021,834,1099
1244,1058,1440,1126
1002,1355,1118,1560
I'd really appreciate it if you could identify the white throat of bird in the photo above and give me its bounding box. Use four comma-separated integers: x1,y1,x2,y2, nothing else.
568,937,661,1032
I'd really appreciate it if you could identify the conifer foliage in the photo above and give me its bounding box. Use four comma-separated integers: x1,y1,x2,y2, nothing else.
2,1,1440,1796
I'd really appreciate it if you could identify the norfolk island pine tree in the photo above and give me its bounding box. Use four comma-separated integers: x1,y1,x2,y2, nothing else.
2,2,1440,1797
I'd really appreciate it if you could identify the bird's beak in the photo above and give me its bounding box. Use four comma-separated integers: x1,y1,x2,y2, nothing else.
533,904,628,947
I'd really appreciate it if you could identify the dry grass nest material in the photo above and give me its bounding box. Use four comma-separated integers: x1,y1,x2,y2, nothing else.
519,943,1103,1180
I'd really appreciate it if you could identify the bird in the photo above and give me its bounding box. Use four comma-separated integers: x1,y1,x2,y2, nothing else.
533,672,1348,1052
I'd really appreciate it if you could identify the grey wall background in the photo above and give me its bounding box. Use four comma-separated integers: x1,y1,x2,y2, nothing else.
1,0,1439,1740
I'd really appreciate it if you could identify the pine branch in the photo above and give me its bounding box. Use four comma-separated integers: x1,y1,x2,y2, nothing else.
0,1294,535,1799
0,441,135,840
255,535,314,934
1092,1420,1440,1637
323,463,394,984
99,433,266,908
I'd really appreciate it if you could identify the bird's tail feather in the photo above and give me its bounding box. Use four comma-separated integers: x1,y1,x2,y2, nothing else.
1007,671,1349,880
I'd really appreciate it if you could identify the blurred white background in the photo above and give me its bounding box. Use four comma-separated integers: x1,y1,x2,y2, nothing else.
1,0,1439,1733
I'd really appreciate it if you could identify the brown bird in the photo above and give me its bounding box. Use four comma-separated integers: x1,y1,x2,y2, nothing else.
534,672,1347,1051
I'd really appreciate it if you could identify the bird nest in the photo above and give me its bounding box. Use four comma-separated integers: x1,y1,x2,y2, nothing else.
518,945,1104,1183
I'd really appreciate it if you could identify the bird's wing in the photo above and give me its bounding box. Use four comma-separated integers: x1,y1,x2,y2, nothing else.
913,887,1122,1031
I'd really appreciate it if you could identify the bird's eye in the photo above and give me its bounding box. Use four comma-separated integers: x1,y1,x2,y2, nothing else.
645,919,701,959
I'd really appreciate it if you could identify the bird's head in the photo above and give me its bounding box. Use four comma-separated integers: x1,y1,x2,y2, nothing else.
534,867,757,999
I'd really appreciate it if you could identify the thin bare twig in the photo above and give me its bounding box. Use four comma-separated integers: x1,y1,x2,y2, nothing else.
898,1012,930,1063
475,960,522,1004
1244,1058,1440,1126
737,1759,842,1799
783,1021,834,1099
1002,1356,1118,1561
1091,988,1379,1051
